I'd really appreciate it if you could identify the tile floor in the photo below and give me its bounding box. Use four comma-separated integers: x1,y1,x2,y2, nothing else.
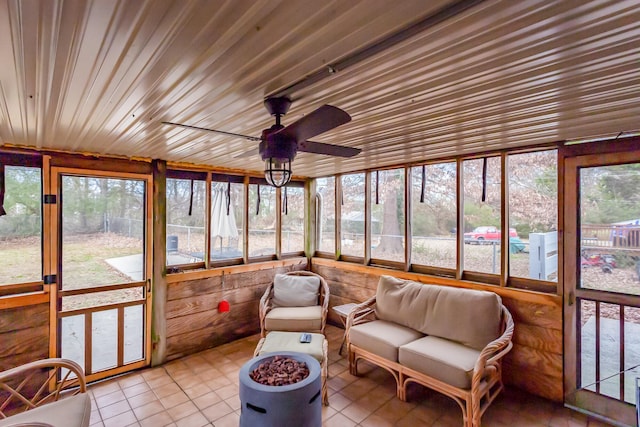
86,325,611,427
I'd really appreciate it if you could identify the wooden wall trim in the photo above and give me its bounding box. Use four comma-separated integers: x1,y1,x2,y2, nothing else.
48,152,152,174
0,292,49,310
304,179,315,258
151,160,167,366
311,257,561,307
166,257,308,284
560,136,640,158
500,154,508,287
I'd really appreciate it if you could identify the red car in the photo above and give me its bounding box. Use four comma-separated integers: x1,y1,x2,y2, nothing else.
464,226,518,244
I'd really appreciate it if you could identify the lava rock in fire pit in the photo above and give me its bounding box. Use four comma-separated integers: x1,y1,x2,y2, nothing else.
250,355,310,386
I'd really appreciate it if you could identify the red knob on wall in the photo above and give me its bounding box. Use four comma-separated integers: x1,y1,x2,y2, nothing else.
218,300,230,312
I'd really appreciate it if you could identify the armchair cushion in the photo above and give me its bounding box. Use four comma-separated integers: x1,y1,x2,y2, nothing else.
399,336,481,389
264,306,323,331
0,358,89,427
272,273,320,307
348,319,424,362
0,393,91,427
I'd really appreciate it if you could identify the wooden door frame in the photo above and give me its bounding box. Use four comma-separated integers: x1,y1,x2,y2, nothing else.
48,166,153,382
563,143,640,426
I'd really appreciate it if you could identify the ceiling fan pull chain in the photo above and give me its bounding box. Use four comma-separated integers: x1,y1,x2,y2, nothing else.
481,157,488,202
256,184,261,215
226,181,231,216
420,165,426,203
188,179,194,216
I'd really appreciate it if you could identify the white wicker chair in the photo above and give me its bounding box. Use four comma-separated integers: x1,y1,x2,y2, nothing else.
259,271,330,338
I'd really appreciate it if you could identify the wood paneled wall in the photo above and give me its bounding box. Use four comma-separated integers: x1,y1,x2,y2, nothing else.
312,258,563,402
0,256,563,403
0,302,49,371
0,301,50,406
165,258,307,361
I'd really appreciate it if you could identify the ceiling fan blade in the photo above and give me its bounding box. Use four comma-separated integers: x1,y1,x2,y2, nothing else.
298,140,361,158
278,105,351,142
234,147,259,158
162,121,261,142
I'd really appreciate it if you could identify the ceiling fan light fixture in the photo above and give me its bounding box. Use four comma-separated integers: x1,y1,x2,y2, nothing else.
264,157,292,188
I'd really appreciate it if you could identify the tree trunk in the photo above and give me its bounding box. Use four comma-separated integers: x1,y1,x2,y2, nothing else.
377,186,403,254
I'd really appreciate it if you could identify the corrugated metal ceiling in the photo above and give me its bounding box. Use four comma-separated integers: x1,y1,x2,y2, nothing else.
0,0,639,178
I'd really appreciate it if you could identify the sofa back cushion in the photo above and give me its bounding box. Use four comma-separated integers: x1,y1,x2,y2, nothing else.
374,275,502,350
272,273,321,307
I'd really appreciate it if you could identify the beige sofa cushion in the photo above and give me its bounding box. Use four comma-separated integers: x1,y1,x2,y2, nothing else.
375,275,502,350
272,274,320,307
0,393,91,427
399,336,481,389
349,320,424,362
264,306,323,331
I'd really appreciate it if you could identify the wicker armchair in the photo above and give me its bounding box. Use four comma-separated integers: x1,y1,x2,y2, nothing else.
259,271,330,337
0,358,90,427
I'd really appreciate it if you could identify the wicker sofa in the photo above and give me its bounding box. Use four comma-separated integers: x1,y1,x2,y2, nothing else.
346,276,514,427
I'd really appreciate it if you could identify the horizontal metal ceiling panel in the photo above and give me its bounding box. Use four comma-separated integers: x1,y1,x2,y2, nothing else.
0,0,639,179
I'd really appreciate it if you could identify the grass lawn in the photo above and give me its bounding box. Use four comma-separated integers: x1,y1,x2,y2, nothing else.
62,233,142,290
1,233,143,310
0,237,42,284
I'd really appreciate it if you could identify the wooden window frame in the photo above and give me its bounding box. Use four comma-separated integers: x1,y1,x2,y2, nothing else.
165,169,307,274
0,153,45,298
313,145,561,295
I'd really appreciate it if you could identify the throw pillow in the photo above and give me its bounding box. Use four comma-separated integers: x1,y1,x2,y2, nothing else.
272,274,321,307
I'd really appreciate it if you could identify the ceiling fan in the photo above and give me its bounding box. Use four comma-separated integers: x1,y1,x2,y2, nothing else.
162,97,360,187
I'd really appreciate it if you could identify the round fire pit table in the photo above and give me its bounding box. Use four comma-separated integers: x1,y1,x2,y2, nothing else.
239,351,322,427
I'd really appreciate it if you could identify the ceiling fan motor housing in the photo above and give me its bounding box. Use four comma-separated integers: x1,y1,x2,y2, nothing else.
259,130,298,161
264,97,292,117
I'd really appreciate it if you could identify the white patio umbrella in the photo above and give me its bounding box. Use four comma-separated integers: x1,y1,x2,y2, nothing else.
211,182,239,254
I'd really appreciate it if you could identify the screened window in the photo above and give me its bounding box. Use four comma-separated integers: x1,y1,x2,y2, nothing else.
341,173,365,258
166,174,206,265
0,165,42,287
281,185,304,254
316,177,335,253
210,180,243,261
249,181,276,257
61,175,146,289
508,150,558,281
371,169,404,263
463,157,502,275
579,164,640,295
411,163,457,269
